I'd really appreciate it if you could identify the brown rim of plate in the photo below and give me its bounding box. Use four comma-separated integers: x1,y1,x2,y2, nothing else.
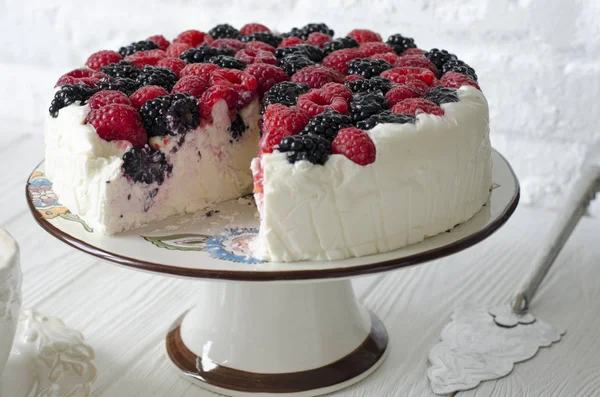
26,151,520,282
165,311,388,393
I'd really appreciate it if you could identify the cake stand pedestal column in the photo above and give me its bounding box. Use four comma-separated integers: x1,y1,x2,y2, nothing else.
166,279,388,397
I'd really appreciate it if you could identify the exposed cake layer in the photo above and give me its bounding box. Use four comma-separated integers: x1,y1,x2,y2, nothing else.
252,86,491,262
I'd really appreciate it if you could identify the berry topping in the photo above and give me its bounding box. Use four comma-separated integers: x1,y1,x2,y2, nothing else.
439,72,480,90
86,50,123,70
129,85,169,110
291,64,344,89
240,23,270,36
171,75,209,98
386,34,417,55
380,67,437,86
136,66,178,91
395,55,438,75
174,30,212,47
208,24,241,40
349,92,387,123
124,49,167,68
347,58,392,78
208,55,247,70
345,76,393,95
199,85,239,122
300,109,352,141
209,68,258,107
211,38,246,52
157,57,186,77
241,32,283,48
385,84,422,107
322,48,365,74
49,84,96,117
275,44,324,62
391,98,444,116
260,104,310,154
122,146,170,185
147,35,171,50
425,86,459,105
87,104,147,147
278,53,315,76
347,29,382,44
179,63,220,80
245,41,276,53
244,63,289,96
441,59,478,81
96,77,139,95
55,68,103,88
278,36,306,48
332,127,376,166
100,60,140,80
278,134,331,165
235,48,278,65
262,81,310,107
166,42,192,58
88,90,131,110
179,45,234,64
118,40,160,57
344,74,364,83
360,42,394,57
323,37,360,55
355,110,415,130
140,93,200,137
297,89,349,117
320,82,353,102
306,32,331,48
424,49,457,70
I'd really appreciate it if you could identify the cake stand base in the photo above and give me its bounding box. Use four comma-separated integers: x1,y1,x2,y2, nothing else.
165,279,388,396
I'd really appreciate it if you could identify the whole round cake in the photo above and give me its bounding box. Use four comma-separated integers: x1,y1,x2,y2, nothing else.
45,23,491,262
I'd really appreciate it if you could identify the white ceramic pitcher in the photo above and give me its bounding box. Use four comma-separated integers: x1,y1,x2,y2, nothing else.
0,229,22,377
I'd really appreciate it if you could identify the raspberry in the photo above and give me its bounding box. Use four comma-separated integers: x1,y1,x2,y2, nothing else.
140,93,200,136
347,58,392,78
209,24,241,40
174,30,213,47
370,52,400,66
241,32,283,48
398,76,429,96
86,50,123,70
235,49,278,65
240,23,270,36
439,72,480,90
199,85,239,122
278,36,305,48
322,48,365,74
129,85,169,110
356,110,415,130
349,92,387,122
385,85,422,107
87,104,147,147
306,32,331,48
380,67,437,86
391,98,444,116
180,63,220,80
291,64,343,89
278,134,331,165
323,37,359,55
262,81,309,107
345,76,393,95
395,55,438,75
55,68,103,88
244,63,289,96
136,65,178,91
425,86,459,105
300,109,352,141
49,84,96,117
320,82,353,102
209,68,258,107
88,90,131,110
125,49,167,68
260,104,309,154
208,55,246,70
297,89,349,117
171,75,208,98
402,48,425,56
347,29,382,44
360,42,393,57
166,42,192,58
122,146,170,185
157,57,186,77
386,34,417,55
344,75,364,82
147,35,171,50
211,38,246,52
332,127,376,166
119,40,159,57
245,41,276,54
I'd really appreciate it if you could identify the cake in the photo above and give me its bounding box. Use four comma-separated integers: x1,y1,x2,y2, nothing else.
45,23,491,262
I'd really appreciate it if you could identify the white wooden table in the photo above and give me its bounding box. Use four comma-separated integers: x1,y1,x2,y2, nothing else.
3,121,600,396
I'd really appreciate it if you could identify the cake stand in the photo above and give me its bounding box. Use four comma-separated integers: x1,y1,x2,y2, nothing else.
26,150,519,397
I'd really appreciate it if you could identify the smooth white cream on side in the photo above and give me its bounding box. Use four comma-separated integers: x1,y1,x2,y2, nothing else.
252,86,492,262
45,99,260,234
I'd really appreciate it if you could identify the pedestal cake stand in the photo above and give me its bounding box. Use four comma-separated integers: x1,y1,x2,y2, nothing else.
26,150,519,397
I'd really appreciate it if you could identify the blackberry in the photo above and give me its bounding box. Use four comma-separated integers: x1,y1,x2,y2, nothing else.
356,111,415,130
208,55,246,70
386,34,417,55
323,36,359,55
278,133,331,165
347,58,392,79
48,84,96,117
262,81,310,107
275,44,323,62
299,110,351,141
96,77,139,95
228,114,248,141
287,23,334,40
278,53,315,76
100,60,140,80
349,92,387,123
140,93,200,137
208,23,241,39
122,146,170,185
179,45,235,64
441,59,478,81
425,86,459,105
118,40,159,57
424,49,457,70
345,76,393,95
136,66,178,91
241,32,283,48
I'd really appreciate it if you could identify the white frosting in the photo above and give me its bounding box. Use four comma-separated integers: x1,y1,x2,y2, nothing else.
252,86,492,262
45,99,260,234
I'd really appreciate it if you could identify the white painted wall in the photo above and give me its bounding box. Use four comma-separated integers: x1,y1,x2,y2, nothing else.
2,0,599,215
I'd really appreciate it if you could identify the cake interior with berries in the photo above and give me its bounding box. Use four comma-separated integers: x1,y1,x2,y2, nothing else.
45,23,491,261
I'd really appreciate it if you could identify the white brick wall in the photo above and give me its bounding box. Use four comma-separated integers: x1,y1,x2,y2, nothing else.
2,0,599,215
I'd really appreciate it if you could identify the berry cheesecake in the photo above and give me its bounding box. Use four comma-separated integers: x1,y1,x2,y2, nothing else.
45,23,491,262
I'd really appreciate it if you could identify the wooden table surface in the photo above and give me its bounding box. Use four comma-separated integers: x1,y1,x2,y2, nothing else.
2,121,600,396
